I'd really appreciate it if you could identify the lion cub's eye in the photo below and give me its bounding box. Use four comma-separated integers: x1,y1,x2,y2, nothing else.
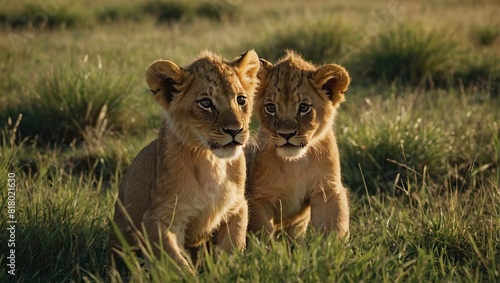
236,95,247,106
299,103,312,115
197,98,213,111
265,103,277,116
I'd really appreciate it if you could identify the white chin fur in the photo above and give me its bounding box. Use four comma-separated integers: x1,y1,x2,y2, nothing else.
213,146,243,159
276,147,308,161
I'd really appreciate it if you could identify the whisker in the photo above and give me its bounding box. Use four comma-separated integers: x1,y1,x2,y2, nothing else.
245,134,260,153
311,141,327,158
261,138,275,151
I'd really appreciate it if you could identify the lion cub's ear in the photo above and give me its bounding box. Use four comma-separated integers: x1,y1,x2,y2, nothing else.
258,58,273,83
255,58,273,97
146,60,186,110
232,50,260,94
313,64,350,107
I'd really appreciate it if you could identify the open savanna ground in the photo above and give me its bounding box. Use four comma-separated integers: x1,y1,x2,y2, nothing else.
0,0,499,282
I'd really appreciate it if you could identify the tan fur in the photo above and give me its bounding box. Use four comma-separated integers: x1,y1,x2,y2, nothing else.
110,50,260,270
246,51,350,239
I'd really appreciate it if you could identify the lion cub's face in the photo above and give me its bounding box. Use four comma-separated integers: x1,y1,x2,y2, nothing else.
256,51,350,161
146,51,260,159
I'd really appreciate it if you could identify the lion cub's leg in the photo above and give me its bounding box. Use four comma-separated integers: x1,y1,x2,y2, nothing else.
142,211,192,270
214,201,248,251
309,183,349,238
283,206,311,239
247,198,276,237
108,200,142,267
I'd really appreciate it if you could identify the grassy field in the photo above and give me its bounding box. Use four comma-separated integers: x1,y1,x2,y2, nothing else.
0,0,499,282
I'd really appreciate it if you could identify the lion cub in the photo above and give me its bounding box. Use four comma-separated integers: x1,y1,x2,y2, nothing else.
246,51,350,239
110,50,260,270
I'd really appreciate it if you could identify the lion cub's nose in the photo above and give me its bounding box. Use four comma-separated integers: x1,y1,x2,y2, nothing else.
223,127,243,138
278,131,297,140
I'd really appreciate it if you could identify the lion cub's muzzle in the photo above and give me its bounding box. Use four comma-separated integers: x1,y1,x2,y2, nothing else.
275,130,307,148
210,109,249,158
222,128,243,147
219,126,245,148
273,130,309,160
210,114,247,158
216,111,247,147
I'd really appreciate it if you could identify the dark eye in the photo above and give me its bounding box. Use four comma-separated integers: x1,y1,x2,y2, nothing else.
265,103,276,115
198,98,213,111
299,103,312,115
237,95,247,106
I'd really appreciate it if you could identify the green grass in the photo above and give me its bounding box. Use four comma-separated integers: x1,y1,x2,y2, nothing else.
0,157,113,282
3,57,142,145
195,1,240,22
351,24,458,87
339,90,499,193
0,0,499,281
142,0,193,23
456,55,500,97
2,133,497,282
471,24,499,47
253,19,353,64
0,0,240,28
0,2,88,29
339,94,452,193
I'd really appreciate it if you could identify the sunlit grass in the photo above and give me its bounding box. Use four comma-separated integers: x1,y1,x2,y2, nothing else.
4,56,142,145
253,19,353,65
2,86,498,282
351,24,457,87
0,0,240,29
5,158,492,282
338,90,499,193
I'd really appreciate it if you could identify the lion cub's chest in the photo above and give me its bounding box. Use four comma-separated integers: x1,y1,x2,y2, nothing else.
183,157,242,245
273,163,316,218
256,156,320,217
